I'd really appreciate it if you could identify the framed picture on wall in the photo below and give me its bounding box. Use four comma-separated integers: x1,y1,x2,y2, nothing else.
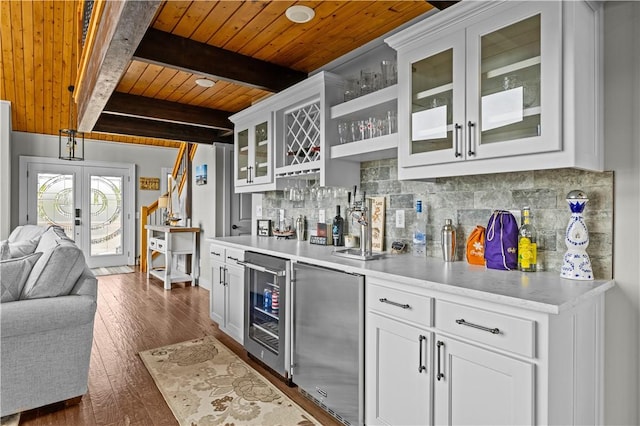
196,164,207,185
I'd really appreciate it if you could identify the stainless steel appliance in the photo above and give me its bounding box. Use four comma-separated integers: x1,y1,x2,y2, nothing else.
291,262,364,426
242,252,291,379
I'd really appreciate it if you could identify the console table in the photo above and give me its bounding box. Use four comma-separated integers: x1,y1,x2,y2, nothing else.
145,225,200,290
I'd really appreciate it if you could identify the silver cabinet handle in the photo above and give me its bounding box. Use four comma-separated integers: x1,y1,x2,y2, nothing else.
467,121,476,156
379,298,410,309
455,318,500,335
219,266,225,286
454,123,462,158
418,335,426,373
436,340,444,381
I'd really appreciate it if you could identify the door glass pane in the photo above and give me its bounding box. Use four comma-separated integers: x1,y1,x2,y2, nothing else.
237,129,249,181
480,14,541,144
254,121,268,178
90,175,123,256
411,48,454,155
37,173,74,239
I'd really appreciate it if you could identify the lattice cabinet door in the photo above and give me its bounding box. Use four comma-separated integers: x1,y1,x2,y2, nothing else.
284,101,321,167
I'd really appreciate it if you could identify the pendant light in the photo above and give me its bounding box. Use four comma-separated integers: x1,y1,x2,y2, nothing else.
59,85,84,161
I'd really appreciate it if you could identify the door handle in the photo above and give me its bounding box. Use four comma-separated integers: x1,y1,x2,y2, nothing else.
467,121,476,156
437,340,445,381
455,318,500,335
454,123,462,158
418,335,426,373
379,298,411,309
232,224,239,230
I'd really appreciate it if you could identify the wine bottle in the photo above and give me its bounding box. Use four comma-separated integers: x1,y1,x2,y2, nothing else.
332,205,344,246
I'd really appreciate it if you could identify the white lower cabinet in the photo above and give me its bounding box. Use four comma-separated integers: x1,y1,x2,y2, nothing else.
433,335,534,425
210,244,245,344
365,276,605,426
366,313,431,426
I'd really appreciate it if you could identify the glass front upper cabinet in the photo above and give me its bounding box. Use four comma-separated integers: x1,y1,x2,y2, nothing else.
402,2,561,168
234,118,272,188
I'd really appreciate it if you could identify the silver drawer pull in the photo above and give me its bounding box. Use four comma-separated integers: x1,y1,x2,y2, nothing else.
379,298,410,309
455,318,500,335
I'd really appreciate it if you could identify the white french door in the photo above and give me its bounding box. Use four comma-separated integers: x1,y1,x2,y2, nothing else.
19,156,135,268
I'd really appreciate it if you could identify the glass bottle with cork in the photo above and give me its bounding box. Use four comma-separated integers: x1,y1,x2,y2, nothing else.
518,206,537,272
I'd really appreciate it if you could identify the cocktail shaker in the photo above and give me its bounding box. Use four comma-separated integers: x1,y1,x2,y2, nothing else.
441,219,456,262
296,215,306,241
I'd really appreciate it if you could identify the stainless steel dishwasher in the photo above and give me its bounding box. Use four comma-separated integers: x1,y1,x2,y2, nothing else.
290,262,364,426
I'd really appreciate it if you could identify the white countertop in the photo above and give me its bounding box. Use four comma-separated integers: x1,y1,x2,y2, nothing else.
208,236,614,314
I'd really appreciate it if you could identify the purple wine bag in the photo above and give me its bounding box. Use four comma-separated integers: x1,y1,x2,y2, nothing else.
485,210,518,270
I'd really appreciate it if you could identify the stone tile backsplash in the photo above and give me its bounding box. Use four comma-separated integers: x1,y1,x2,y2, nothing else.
261,160,613,279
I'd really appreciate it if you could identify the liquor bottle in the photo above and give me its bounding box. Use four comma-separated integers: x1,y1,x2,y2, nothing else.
332,205,344,246
413,200,427,257
518,206,537,272
263,288,272,312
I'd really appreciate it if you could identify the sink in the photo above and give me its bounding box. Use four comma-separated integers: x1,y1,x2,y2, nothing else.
332,248,384,261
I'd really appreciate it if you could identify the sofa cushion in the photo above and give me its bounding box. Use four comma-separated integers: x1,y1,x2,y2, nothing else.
21,241,86,300
1,253,43,302
34,226,71,254
7,225,49,243
8,237,40,258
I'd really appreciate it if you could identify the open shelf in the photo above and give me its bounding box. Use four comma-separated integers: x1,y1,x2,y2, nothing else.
331,133,398,162
331,84,398,119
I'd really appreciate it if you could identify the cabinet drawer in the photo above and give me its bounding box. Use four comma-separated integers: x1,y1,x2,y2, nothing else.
209,244,225,261
225,248,245,266
150,238,165,252
155,239,166,252
367,283,432,327
435,300,535,358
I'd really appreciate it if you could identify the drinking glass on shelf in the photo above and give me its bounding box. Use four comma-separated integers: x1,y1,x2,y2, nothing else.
337,121,349,144
381,59,397,87
358,120,367,141
350,121,360,142
360,69,374,95
386,110,397,135
344,77,359,102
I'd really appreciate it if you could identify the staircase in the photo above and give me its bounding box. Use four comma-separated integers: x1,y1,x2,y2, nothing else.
140,142,197,272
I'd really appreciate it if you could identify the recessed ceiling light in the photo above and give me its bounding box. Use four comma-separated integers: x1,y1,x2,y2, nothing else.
195,78,215,88
286,5,315,23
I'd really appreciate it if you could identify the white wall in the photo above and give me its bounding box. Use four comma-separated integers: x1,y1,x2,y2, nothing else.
603,2,640,424
191,143,233,291
10,131,177,259
0,101,12,239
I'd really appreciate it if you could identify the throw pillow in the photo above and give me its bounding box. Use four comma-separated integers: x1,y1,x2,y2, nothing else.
1,252,43,302
8,237,39,258
7,224,48,243
21,241,86,300
0,240,9,260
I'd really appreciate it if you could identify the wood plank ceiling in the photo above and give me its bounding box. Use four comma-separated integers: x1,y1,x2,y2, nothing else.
0,1,457,147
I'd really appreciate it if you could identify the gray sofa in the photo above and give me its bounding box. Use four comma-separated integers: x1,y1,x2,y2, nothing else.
0,225,98,417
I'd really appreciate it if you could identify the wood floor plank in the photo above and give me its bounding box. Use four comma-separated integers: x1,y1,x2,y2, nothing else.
17,269,341,426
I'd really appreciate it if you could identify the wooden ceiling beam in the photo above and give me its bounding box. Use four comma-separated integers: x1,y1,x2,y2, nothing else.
133,28,307,92
427,1,460,11
93,114,232,144
75,0,161,133
104,92,233,130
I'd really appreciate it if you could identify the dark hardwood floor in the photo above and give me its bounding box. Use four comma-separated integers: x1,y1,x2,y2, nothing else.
17,269,341,426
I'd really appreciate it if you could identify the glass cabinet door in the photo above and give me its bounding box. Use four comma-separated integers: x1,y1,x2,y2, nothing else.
253,121,269,180
236,128,249,184
467,2,561,159
400,32,466,167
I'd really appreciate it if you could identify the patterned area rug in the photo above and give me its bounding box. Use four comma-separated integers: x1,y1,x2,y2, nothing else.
91,265,135,276
139,336,320,426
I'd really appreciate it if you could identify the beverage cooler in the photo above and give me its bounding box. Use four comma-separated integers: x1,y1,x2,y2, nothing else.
242,252,290,379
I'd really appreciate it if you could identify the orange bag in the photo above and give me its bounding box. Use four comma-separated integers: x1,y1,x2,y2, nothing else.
466,225,486,266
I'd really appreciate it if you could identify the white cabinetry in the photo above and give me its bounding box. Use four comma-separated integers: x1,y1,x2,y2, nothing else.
210,243,245,344
229,72,359,192
365,276,605,425
146,225,199,291
387,0,603,179
366,281,433,426
232,112,273,193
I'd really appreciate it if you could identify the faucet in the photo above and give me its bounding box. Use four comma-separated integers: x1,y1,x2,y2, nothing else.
347,186,373,258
